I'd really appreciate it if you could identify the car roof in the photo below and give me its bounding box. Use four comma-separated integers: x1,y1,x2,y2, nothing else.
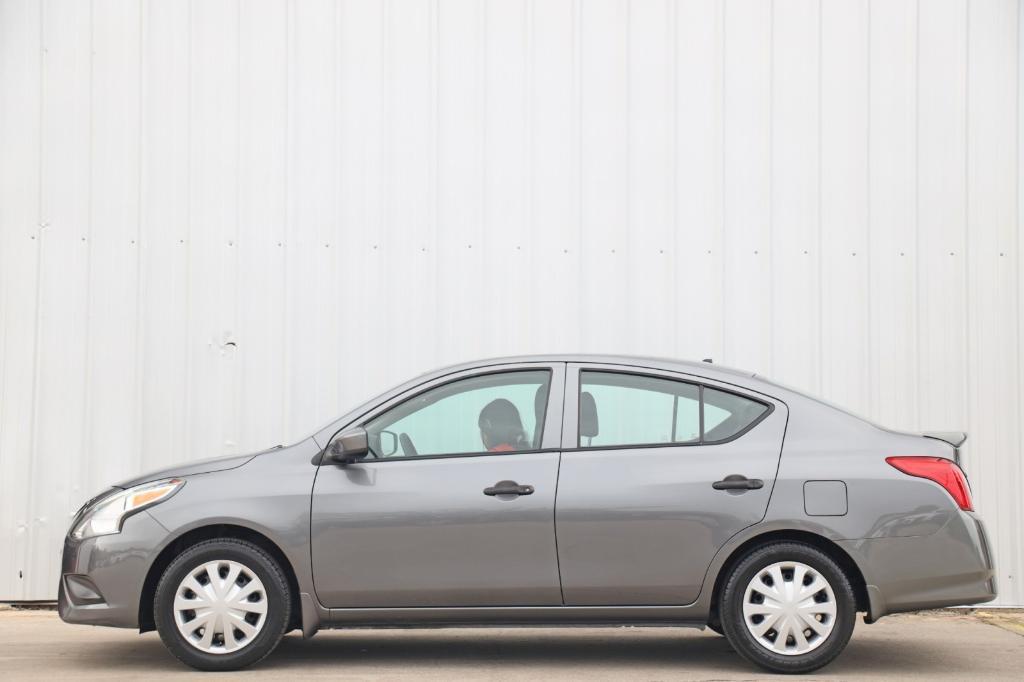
427,354,757,381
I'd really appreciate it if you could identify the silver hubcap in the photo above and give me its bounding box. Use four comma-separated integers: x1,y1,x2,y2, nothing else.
742,560,837,656
173,560,268,655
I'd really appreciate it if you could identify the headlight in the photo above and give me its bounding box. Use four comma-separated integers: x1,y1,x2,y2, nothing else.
70,478,185,540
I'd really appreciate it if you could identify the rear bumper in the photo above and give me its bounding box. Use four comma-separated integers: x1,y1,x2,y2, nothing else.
57,511,166,629
840,510,996,621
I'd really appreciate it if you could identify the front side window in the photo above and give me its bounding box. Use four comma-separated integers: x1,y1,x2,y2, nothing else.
364,370,551,458
579,371,768,448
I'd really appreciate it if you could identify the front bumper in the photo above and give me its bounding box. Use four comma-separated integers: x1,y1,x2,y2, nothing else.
57,510,167,629
840,510,997,621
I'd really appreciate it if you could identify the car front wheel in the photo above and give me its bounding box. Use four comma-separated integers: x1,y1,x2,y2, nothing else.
719,541,856,674
153,538,291,671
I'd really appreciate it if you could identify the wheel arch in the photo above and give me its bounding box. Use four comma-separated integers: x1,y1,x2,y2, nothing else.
706,528,871,628
138,523,303,634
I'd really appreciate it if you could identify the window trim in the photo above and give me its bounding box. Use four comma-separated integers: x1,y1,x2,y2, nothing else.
572,368,774,451
324,367,559,464
339,446,562,465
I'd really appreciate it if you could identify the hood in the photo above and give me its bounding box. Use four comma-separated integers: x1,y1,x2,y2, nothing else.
112,446,282,488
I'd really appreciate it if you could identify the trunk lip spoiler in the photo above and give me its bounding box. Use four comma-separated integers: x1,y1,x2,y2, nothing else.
922,431,968,467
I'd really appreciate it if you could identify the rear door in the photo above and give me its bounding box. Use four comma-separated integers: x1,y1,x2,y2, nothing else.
554,363,787,605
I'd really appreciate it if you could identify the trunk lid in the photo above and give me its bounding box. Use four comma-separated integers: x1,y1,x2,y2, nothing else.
922,431,967,467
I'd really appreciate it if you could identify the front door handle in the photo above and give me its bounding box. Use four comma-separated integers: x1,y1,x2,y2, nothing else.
483,480,535,496
712,475,764,491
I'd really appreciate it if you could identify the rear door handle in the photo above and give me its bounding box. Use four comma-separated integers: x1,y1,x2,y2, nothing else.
712,475,764,491
484,480,535,496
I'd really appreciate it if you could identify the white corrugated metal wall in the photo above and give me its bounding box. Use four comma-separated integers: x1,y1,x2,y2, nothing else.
1,0,1022,605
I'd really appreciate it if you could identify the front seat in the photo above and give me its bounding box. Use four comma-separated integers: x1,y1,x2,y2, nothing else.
579,391,599,446
533,385,548,448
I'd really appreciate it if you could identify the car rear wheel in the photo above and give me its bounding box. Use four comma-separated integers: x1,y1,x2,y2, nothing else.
154,538,291,671
719,542,856,674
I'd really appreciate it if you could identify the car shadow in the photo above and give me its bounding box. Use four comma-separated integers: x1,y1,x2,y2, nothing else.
268,629,743,670
91,627,986,677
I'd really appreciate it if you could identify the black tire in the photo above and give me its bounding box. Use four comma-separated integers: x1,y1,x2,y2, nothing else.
154,538,291,671
719,542,856,674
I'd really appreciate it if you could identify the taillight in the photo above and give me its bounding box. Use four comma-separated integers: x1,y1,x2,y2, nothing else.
886,456,974,511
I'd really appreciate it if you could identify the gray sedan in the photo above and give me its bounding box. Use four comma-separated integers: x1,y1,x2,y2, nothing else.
58,355,995,674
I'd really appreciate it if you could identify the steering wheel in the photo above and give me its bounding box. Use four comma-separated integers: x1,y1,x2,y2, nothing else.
399,433,419,457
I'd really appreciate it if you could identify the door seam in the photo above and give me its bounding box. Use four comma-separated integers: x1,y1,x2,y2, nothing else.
553,363,568,605
553,450,566,605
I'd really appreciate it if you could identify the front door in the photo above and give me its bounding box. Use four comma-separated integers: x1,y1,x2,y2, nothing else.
554,364,787,605
311,365,565,608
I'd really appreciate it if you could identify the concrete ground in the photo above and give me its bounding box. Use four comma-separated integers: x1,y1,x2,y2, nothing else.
1,608,1022,680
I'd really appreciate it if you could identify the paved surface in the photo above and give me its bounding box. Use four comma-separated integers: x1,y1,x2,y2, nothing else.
1,608,1022,680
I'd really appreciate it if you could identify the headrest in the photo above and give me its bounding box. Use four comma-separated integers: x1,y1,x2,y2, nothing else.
399,432,418,457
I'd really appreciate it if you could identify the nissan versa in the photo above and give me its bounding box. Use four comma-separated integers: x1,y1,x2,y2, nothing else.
58,355,996,674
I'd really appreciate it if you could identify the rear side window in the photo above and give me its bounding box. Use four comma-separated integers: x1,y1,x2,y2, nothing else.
579,372,700,447
702,387,770,443
579,371,769,448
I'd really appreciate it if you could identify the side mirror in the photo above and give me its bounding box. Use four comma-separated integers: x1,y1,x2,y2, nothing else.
377,430,398,457
328,427,370,464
